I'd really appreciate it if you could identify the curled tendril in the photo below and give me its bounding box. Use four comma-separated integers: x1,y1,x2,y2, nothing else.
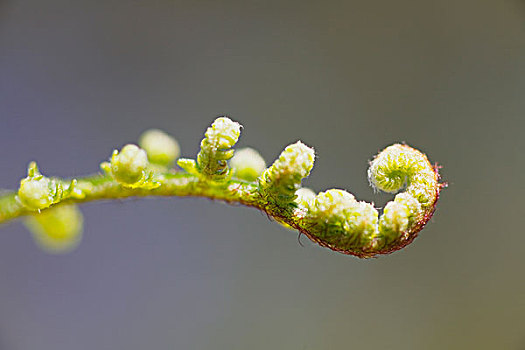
1,117,444,257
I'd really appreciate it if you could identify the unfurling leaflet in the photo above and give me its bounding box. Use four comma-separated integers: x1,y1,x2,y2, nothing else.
294,144,442,257
178,117,241,181
259,141,315,206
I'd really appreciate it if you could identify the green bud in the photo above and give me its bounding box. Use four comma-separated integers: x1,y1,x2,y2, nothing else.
378,192,423,243
18,176,54,211
309,189,356,221
196,117,242,180
17,162,81,211
24,204,83,254
393,192,422,222
259,141,315,204
17,162,62,211
109,144,148,185
139,129,180,166
229,147,266,181
379,201,409,239
343,201,379,246
304,189,379,251
368,144,438,207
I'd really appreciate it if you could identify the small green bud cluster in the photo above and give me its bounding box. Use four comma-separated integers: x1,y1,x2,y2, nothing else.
17,162,78,211
378,192,422,244
304,189,379,250
178,117,242,181
101,144,159,189
139,129,180,166
24,204,83,253
18,175,54,210
259,141,315,204
109,144,148,184
229,147,266,181
197,117,241,179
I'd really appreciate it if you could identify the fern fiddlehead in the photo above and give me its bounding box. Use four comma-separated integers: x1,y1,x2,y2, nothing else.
0,117,444,257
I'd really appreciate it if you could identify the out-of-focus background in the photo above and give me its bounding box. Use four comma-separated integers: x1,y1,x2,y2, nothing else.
1,0,524,349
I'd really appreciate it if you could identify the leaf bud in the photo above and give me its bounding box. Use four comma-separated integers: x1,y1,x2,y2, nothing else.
139,129,180,166
109,144,148,185
229,147,266,181
24,204,83,253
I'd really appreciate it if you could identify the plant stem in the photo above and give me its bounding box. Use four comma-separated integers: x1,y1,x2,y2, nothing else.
0,172,261,224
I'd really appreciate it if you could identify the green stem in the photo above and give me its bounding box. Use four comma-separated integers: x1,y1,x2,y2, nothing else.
0,172,262,224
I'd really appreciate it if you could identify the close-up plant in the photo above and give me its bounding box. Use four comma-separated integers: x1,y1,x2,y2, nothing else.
0,117,444,257
1,1,523,349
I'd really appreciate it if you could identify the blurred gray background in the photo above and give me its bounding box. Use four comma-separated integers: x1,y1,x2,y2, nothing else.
1,0,524,349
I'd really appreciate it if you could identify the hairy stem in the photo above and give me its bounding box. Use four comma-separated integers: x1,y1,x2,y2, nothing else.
0,172,261,223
